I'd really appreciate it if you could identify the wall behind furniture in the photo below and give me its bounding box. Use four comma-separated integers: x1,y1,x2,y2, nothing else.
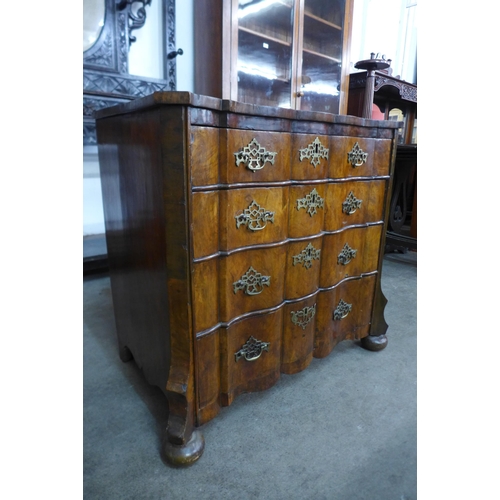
83,0,416,238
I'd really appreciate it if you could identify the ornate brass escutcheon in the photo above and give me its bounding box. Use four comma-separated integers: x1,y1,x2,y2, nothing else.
299,137,329,167
235,200,275,231
233,266,271,295
333,299,352,320
235,336,270,362
297,188,325,217
347,142,368,168
291,304,317,330
234,138,277,172
342,191,362,215
337,243,357,266
293,242,321,269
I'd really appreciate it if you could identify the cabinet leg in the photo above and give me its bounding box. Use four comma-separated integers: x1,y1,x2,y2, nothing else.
163,391,205,466
360,334,388,351
118,343,133,362
163,428,205,467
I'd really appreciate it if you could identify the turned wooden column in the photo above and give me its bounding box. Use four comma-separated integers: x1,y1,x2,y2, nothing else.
354,54,391,119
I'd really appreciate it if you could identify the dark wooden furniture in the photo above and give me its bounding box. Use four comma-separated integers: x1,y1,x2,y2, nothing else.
95,91,399,466
83,0,177,274
348,70,417,252
194,0,354,114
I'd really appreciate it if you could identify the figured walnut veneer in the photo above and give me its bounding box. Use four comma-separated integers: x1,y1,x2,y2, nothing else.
96,91,398,465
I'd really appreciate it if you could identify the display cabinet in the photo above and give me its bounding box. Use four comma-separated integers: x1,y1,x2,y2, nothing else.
195,0,353,114
348,69,417,252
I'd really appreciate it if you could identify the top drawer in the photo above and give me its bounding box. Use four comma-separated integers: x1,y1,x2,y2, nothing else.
220,130,292,185
329,137,391,179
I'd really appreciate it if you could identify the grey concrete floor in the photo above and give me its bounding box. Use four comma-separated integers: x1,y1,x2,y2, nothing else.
83,252,416,500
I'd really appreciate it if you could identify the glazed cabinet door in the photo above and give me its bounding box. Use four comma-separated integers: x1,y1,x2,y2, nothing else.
234,0,297,108
233,0,353,112
295,0,352,114
195,0,353,113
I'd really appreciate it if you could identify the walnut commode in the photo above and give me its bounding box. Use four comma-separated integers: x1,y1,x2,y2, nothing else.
96,92,399,466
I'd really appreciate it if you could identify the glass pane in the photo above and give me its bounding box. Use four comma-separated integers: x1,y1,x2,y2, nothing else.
237,0,295,108
388,108,406,144
83,0,106,52
299,0,345,113
411,116,417,144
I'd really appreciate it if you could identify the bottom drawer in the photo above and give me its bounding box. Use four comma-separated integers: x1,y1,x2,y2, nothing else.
314,274,377,358
219,310,282,406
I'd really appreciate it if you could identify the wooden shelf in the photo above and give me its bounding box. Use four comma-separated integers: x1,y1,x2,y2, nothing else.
304,11,342,31
303,47,341,63
239,26,292,47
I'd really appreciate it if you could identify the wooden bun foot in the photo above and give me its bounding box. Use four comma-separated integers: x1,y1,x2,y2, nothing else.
360,334,388,352
163,430,205,467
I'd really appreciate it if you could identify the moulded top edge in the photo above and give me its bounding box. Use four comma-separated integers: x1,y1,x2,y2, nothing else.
95,91,401,129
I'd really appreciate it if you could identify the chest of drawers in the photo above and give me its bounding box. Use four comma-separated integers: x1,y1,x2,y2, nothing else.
95,92,399,466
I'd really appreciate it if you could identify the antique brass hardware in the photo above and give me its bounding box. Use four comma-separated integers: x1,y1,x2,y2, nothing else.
299,137,329,167
297,188,324,217
337,243,357,266
291,304,317,330
233,266,271,295
342,191,362,215
293,242,321,269
234,138,277,172
347,142,368,167
235,200,275,231
333,299,352,320
235,336,270,362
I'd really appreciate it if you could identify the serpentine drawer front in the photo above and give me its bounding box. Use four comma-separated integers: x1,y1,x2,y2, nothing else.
95,92,399,466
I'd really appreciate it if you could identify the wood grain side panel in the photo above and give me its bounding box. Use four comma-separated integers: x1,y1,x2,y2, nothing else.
96,109,171,393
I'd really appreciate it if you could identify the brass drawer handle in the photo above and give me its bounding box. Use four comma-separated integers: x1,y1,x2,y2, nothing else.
293,242,321,269
333,299,352,320
291,304,316,330
299,137,329,167
233,266,271,295
348,142,368,168
234,138,277,172
337,243,357,266
235,336,270,362
235,200,275,231
342,191,362,215
297,187,325,217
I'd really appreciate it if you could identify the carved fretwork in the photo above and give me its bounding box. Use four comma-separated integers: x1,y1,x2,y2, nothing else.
333,299,352,320
297,188,325,217
235,200,275,231
299,137,329,167
337,243,357,266
293,243,321,269
233,267,271,295
291,304,317,330
235,336,270,362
